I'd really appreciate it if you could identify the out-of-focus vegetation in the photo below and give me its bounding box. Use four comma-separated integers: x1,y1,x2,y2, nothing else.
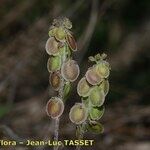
0,0,150,150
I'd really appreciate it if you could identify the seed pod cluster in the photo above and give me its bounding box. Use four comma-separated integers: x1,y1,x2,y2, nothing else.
69,53,110,134
45,17,80,119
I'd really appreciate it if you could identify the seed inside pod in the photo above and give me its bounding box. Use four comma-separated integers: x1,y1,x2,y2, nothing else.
85,67,102,85
89,86,105,106
96,61,110,78
46,97,64,118
55,27,66,42
66,33,77,51
69,103,88,124
47,56,61,72
49,71,61,91
45,37,59,55
99,80,109,95
89,106,105,120
61,60,80,82
77,77,91,97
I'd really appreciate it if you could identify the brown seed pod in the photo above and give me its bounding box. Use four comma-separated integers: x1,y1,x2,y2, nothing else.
85,67,102,85
69,103,88,124
49,71,61,91
77,77,91,97
46,97,64,119
61,59,80,82
66,33,77,51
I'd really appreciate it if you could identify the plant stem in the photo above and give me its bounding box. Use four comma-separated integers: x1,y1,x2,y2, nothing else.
76,125,84,150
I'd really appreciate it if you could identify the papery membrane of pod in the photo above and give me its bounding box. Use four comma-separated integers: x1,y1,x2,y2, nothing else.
47,56,61,72
85,67,102,85
54,27,66,42
87,121,104,134
49,71,61,91
89,106,105,120
69,103,88,124
46,97,64,118
45,37,59,56
63,18,72,29
61,60,80,82
66,33,77,51
63,82,71,101
89,86,105,106
99,80,109,95
96,61,110,78
77,77,91,97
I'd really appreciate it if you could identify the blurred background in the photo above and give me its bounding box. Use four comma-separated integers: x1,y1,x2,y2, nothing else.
0,0,150,150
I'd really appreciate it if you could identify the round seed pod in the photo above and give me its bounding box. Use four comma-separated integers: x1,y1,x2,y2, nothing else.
69,103,88,124
46,97,64,119
47,56,61,73
54,27,66,42
61,59,80,82
99,80,109,95
89,86,105,107
66,33,77,51
48,27,57,37
77,77,91,97
89,106,105,120
96,61,110,78
45,37,59,56
49,71,61,91
85,67,102,85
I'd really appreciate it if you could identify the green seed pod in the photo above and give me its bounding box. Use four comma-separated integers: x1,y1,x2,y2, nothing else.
46,97,64,118
77,77,91,97
47,56,61,72
96,61,110,78
89,86,105,106
49,71,61,91
66,33,77,51
48,27,57,37
55,27,66,42
61,59,80,82
89,106,105,120
69,103,88,124
85,67,102,85
45,37,59,56
63,18,72,29
99,80,109,95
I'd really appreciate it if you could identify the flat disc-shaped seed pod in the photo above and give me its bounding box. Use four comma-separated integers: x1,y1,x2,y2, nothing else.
99,80,109,95
61,60,80,82
47,56,61,73
96,61,110,78
69,103,88,124
54,27,66,42
89,86,105,107
46,97,64,119
66,33,77,51
77,77,91,97
89,106,105,120
85,67,102,85
48,27,57,37
49,71,61,91
45,37,59,56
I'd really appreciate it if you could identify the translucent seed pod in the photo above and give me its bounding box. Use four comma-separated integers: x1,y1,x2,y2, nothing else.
47,56,61,73
77,77,91,97
46,97,64,119
89,86,105,107
66,33,77,51
61,59,80,82
99,80,109,95
85,67,102,85
45,37,59,56
69,103,88,124
96,61,110,78
89,106,105,120
49,71,61,91
54,27,66,42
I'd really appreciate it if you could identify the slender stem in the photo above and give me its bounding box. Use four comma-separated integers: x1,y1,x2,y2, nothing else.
76,125,84,150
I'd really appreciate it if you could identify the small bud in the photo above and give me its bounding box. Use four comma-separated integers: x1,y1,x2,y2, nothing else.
63,18,72,29
77,77,91,97
46,97,64,118
69,103,88,124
